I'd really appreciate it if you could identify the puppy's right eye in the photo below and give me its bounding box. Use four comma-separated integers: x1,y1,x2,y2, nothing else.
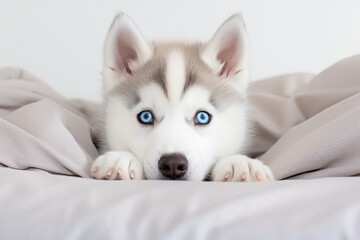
137,110,154,125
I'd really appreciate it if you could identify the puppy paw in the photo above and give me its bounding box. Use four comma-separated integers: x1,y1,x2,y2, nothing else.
91,151,143,180
212,155,275,182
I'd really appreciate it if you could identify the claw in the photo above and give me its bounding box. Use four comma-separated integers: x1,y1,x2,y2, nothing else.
224,172,231,181
116,169,122,179
240,173,247,181
267,174,274,181
130,170,135,179
255,171,262,181
106,168,113,178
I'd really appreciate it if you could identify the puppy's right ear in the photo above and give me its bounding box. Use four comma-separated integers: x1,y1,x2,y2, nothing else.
103,12,152,91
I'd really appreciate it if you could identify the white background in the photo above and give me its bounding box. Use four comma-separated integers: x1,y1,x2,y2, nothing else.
1,0,359,101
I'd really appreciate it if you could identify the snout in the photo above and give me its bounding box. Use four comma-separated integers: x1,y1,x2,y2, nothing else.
158,153,188,180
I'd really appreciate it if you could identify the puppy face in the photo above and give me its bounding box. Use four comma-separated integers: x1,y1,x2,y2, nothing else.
101,13,249,180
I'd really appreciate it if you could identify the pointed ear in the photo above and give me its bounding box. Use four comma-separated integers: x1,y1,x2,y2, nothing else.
200,14,248,77
103,12,152,90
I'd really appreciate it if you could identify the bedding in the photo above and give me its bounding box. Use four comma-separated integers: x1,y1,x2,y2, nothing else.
0,55,360,239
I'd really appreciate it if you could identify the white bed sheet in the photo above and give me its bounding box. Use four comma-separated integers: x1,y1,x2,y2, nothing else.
0,167,359,240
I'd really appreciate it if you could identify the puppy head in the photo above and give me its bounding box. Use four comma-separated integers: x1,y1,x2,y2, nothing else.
102,13,250,180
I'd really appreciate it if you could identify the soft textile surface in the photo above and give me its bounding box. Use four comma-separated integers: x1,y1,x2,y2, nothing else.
1,55,360,179
0,167,359,240
0,68,98,177
249,55,360,179
1,55,360,239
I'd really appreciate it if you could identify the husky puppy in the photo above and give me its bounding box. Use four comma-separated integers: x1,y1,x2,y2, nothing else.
91,12,274,181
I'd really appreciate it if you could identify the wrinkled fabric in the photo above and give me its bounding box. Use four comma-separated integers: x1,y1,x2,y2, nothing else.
0,67,98,177
1,56,360,239
1,56,360,179
248,55,360,179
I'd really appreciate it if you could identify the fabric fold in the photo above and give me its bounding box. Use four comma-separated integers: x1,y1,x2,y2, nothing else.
1,55,360,179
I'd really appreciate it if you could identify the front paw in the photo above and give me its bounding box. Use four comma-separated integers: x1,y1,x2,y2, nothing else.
91,151,144,180
212,155,275,182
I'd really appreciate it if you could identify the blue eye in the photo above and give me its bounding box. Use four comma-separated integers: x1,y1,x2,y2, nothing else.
137,111,154,125
195,111,211,125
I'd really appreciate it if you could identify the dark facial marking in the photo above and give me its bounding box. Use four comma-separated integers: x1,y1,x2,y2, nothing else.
183,71,197,95
152,68,167,96
110,83,141,109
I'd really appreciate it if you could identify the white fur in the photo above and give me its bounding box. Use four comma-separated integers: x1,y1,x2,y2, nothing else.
91,151,143,180
212,155,274,181
166,50,186,103
200,14,248,75
102,12,152,92
201,14,250,94
91,12,275,182
101,85,216,180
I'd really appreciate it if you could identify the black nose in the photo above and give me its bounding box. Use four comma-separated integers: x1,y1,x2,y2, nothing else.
158,153,188,180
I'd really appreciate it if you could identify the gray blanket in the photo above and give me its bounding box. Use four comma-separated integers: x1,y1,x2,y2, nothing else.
1,55,360,179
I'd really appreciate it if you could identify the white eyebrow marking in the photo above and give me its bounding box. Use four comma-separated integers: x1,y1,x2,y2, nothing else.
166,49,186,103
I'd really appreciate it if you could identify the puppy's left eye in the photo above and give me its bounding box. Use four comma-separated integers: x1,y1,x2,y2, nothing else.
195,111,212,125
137,110,154,125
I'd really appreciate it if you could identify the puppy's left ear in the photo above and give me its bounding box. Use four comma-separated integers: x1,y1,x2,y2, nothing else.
201,14,248,77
